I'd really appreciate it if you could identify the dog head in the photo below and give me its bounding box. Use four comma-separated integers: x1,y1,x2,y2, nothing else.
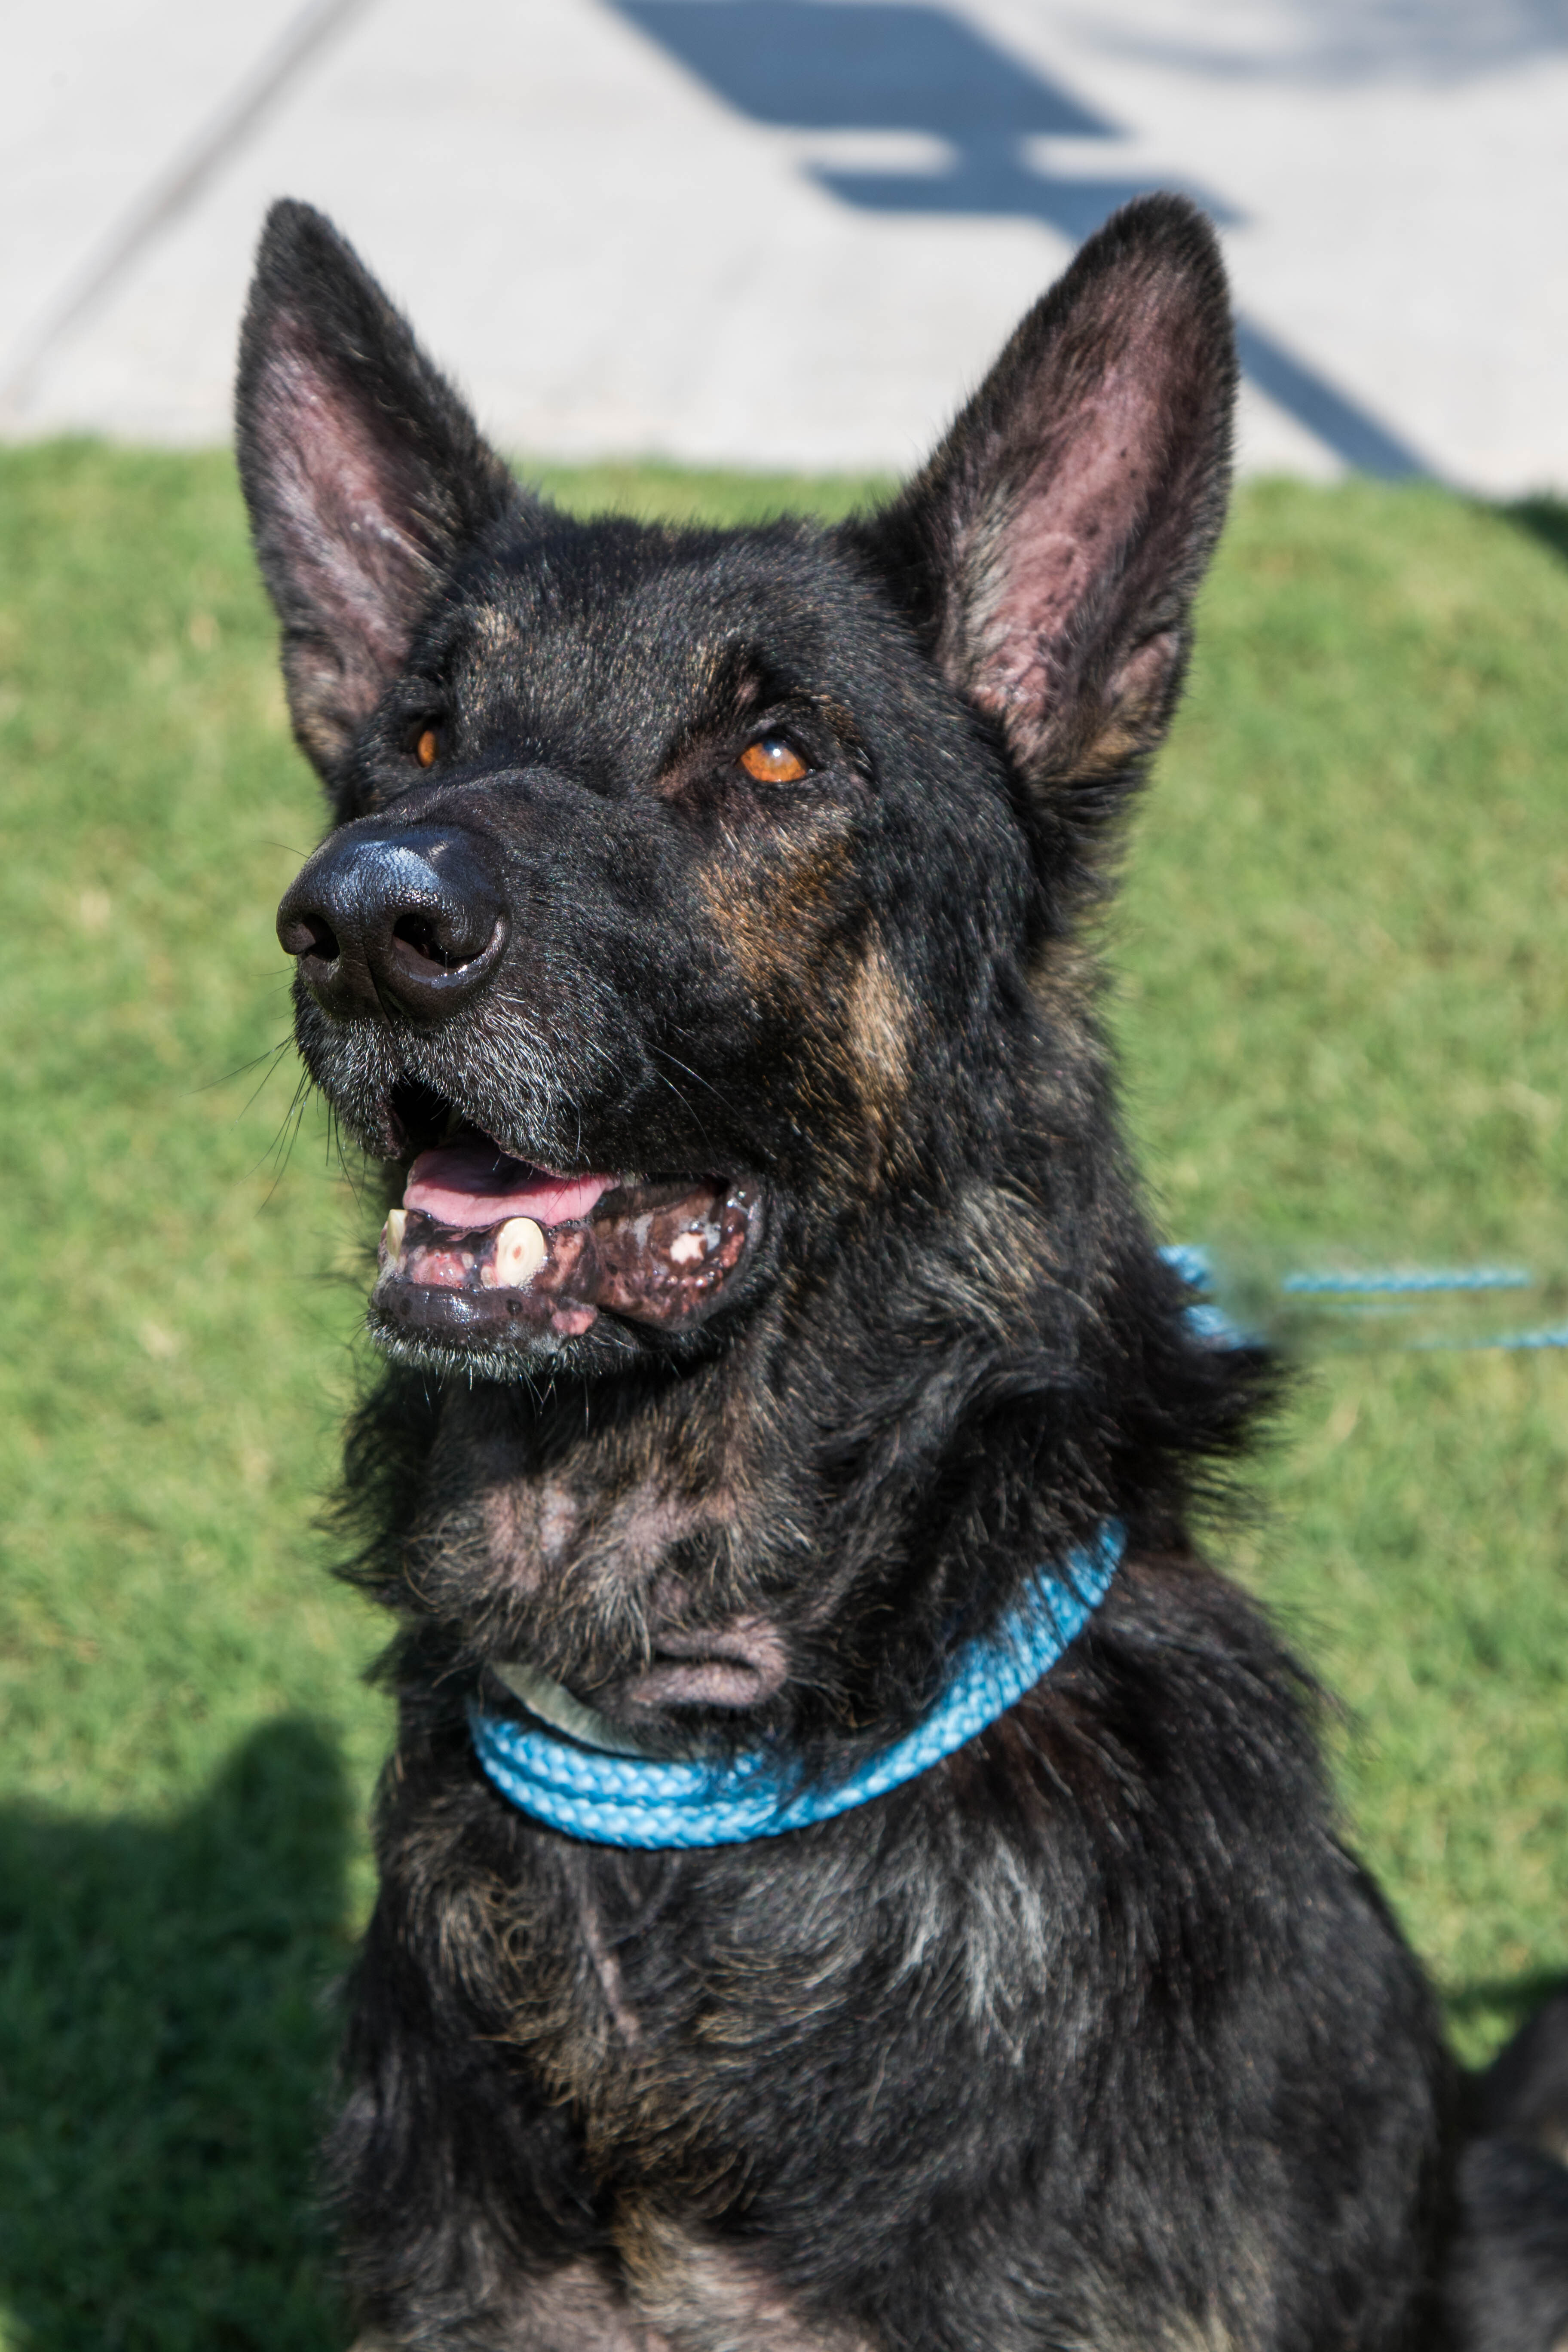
241,194,1229,1373
239,198,1253,1735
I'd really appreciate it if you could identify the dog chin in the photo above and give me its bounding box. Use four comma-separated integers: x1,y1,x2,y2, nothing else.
365,1149,766,1372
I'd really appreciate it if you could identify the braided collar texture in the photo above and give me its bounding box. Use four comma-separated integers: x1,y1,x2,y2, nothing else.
469,1523,1124,1849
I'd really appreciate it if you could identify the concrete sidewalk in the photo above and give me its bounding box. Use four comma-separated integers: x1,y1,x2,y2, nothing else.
2,0,1564,490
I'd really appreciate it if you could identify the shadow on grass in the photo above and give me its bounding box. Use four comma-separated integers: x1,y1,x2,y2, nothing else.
1501,495,1568,568
0,1720,353,2352
1447,1968,1568,2050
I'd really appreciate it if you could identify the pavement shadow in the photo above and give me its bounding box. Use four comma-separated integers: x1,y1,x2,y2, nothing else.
1077,0,1568,89
616,0,1434,478
0,1718,353,2352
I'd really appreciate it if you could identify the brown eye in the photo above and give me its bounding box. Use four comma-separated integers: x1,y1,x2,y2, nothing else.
739,735,808,786
414,726,441,769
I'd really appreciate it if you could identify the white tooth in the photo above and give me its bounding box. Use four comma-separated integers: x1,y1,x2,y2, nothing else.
383,1208,408,1261
493,1216,546,1288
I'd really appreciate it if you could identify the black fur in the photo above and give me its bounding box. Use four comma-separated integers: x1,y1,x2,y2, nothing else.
1453,1997,1568,2352
237,195,1563,2348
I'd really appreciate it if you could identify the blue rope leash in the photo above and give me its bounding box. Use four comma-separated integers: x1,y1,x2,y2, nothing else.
470,1523,1124,1849
1278,1265,1533,1296
1164,1246,1566,1350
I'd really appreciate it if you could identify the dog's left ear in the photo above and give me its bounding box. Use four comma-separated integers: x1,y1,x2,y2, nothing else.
858,195,1234,829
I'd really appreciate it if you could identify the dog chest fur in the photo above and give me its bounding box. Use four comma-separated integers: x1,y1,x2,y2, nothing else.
328,1556,1449,2349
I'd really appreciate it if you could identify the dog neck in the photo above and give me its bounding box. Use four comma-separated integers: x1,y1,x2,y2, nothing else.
361,1208,1257,1755
470,1525,1125,1847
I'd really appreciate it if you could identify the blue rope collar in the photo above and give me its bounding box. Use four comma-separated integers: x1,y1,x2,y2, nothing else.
468,1243,1562,1850
470,1523,1123,1849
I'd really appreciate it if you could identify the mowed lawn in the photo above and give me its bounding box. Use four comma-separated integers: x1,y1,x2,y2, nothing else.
0,443,1563,2349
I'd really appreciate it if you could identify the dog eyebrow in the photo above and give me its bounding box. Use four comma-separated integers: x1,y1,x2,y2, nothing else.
809,691,876,784
720,652,878,775
644,644,874,787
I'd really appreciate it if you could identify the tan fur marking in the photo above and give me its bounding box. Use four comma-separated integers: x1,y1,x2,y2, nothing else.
838,927,913,1165
506,2255,672,2350
698,831,915,1185
617,2207,878,2352
695,827,851,1004
355,2254,671,2349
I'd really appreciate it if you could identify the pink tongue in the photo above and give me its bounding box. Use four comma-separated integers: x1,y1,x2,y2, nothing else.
404,1141,612,1230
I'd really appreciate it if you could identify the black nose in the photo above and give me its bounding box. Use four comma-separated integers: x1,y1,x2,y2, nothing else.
277,823,507,1019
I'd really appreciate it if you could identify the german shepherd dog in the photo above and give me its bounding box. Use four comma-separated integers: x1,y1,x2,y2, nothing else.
239,197,1568,2348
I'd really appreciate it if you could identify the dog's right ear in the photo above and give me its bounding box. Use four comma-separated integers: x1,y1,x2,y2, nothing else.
236,200,519,785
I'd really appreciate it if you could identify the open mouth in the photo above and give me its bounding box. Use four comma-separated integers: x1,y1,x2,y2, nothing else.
371,1126,762,1351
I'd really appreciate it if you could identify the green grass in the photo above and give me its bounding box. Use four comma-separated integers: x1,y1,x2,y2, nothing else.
1115,480,1568,2049
0,443,1563,2346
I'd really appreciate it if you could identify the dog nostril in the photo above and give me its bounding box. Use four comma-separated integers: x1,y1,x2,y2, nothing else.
392,912,467,974
279,911,339,962
390,910,500,978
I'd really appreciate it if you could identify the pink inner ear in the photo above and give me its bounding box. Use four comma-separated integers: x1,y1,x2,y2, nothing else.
976,356,1166,718
949,236,1228,783
257,332,436,708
